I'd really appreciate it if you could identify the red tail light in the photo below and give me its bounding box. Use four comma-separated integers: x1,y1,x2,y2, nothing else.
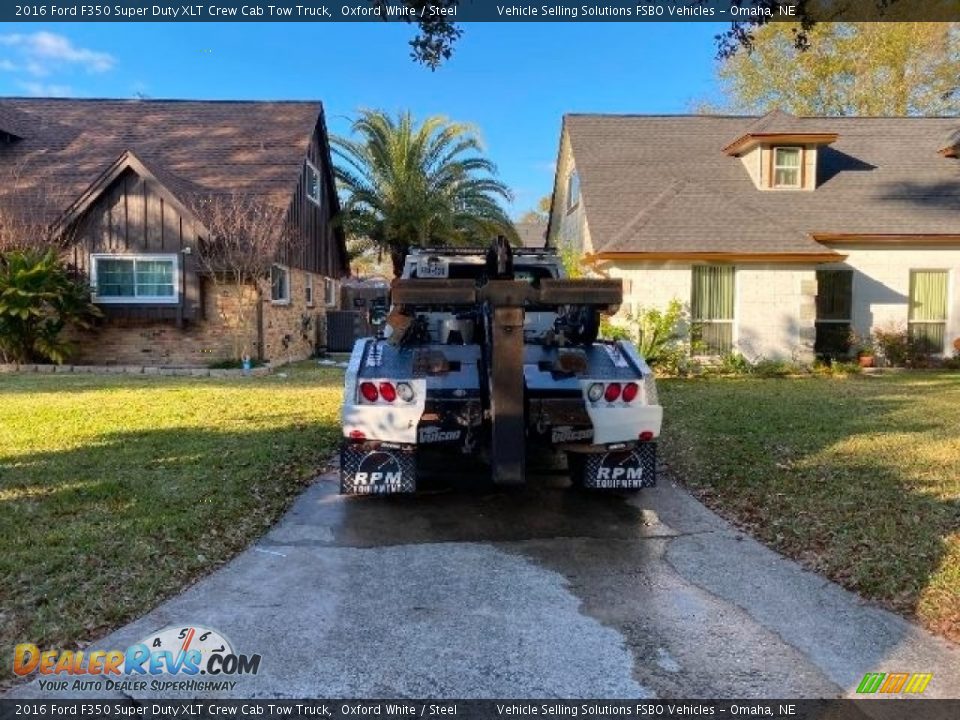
639,430,654,442
604,383,621,402
379,382,397,403
359,382,378,402
349,430,366,440
622,382,639,403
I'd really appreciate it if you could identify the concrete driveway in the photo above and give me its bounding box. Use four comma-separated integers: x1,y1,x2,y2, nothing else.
8,461,959,699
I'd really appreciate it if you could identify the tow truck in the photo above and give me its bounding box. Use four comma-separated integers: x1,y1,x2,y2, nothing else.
340,238,663,494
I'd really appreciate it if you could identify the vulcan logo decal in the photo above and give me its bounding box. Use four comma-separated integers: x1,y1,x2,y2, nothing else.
418,427,462,444
551,426,594,444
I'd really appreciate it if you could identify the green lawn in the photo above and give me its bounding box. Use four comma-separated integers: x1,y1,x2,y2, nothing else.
3,365,958,689
0,363,344,686
659,372,960,643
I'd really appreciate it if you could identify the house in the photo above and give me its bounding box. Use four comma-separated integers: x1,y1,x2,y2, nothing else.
0,98,348,366
515,215,548,248
546,110,960,361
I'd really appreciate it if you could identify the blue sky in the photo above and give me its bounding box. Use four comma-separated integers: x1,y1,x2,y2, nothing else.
0,21,726,215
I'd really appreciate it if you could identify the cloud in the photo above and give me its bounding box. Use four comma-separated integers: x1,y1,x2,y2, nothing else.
18,81,74,97
0,32,114,77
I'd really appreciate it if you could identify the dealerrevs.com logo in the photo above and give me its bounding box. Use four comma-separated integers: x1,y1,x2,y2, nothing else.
14,625,261,693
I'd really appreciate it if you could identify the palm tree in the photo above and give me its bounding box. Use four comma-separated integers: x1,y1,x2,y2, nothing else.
332,110,516,276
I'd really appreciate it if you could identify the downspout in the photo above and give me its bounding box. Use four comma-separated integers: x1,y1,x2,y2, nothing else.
256,287,265,362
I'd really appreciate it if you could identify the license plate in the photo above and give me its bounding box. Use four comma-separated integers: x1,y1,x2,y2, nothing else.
417,257,448,278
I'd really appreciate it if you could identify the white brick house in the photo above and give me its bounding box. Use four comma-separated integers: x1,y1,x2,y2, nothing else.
546,111,960,361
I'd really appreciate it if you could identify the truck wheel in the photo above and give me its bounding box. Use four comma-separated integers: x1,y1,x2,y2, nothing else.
566,452,586,489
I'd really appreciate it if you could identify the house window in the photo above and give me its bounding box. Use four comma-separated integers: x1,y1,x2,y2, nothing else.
305,273,314,307
566,170,580,211
270,264,290,304
691,265,735,355
91,254,178,304
323,277,338,307
815,269,853,357
908,270,948,353
305,160,321,206
772,147,802,188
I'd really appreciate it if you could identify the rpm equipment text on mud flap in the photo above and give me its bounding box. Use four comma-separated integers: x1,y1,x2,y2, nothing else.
583,443,657,489
341,443,416,494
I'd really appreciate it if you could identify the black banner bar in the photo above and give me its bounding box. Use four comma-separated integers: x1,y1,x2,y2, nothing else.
3,700,960,720
2,0,959,23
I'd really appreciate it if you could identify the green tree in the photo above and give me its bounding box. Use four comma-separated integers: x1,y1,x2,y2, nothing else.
333,110,515,276
0,249,101,364
718,22,960,116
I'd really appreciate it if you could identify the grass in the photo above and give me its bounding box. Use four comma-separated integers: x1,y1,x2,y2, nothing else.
659,372,960,642
0,362,344,687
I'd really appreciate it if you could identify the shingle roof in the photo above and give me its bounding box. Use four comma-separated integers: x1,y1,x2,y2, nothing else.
0,98,323,228
515,216,547,248
563,113,960,257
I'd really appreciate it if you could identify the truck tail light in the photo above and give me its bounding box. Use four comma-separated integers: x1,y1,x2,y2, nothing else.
379,381,397,403
396,382,415,402
622,382,639,403
604,383,621,402
587,383,604,402
349,430,366,440
359,382,379,403
638,430,654,442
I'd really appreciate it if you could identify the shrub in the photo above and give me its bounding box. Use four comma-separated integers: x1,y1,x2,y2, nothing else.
601,299,688,375
0,250,101,364
717,352,752,375
872,323,937,368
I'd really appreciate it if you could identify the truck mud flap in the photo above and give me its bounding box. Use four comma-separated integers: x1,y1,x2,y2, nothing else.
583,443,656,490
340,443,416,495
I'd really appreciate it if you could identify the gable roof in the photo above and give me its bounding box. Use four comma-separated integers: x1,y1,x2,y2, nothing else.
515,215,547,248
0,97,326,231
559,113,960,259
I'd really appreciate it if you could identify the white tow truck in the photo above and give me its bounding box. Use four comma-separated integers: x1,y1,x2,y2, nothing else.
340,238,663,494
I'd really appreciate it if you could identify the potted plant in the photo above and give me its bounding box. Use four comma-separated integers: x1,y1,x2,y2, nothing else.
849,330,875,368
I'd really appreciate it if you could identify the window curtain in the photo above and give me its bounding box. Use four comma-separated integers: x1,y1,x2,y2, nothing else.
692,266,734,320
776,148,800,168
909,271,948,322
98,259,136,297
909,270,948,352
136,260,175,297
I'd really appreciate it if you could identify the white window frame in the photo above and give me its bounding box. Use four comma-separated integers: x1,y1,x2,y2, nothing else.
772,146,802,189
90,253,179,304
566,170,580,211
305,160,321,206
270,264,291,305
323,277,338,307
305,272,315,307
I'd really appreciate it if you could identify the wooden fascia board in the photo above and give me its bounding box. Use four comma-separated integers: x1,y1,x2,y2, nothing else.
814,233,960,246
723,133,839,156
585,251,846,264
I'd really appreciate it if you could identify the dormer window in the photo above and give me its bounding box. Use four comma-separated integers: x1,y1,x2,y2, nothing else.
772,147,802,188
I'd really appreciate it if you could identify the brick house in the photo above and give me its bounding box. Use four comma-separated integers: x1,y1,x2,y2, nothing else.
547,110,960,361
0,98,348,366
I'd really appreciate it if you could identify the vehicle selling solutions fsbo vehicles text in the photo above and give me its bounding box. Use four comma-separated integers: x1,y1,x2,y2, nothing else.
495,5,717,17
